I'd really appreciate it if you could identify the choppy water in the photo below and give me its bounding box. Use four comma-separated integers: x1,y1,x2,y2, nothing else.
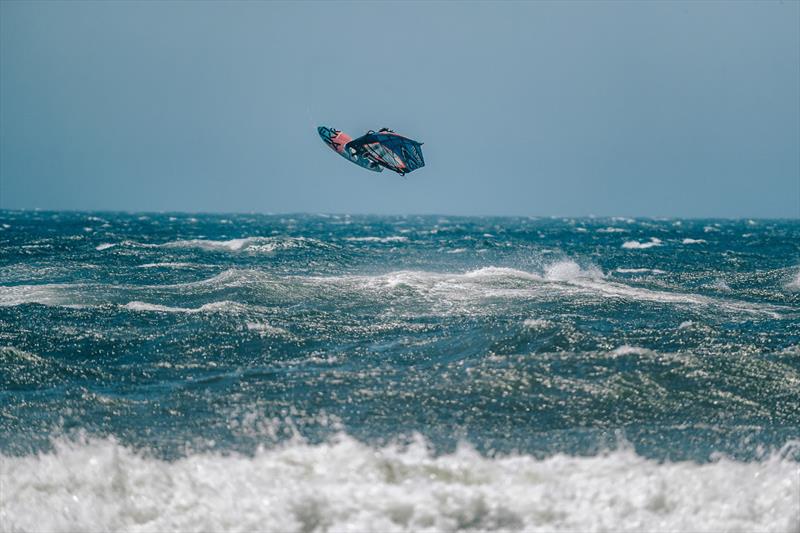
1,211,798,532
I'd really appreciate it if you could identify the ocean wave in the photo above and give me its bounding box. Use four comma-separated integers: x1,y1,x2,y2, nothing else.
622,238,662,249
1,434,796,533
566,276,783,317
95,239,151,251
682,238,707,244
786,269,800,292
161,236,331,253
0,262,787,319
0,283,77,307
295,261,786,318
596,227,628,233
708,279,733,293
137,262,199,269
0,268,273,309
245,321,290,337
522,318,552,329
153,268,273,291
92,237,333,254
461,266,543,281
344,236,409,243
0,345,46,364
542,261,603,281
122,300,252,314
608,345,659,358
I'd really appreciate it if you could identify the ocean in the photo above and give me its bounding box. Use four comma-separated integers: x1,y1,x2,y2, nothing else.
1,211,798,532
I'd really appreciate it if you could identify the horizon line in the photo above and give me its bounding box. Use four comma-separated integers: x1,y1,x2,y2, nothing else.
0,207,798,221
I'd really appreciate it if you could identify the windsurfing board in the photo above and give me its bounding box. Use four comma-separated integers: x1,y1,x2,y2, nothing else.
317,127,383,172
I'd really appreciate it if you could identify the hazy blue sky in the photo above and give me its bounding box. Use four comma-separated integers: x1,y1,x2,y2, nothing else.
1,1,798,217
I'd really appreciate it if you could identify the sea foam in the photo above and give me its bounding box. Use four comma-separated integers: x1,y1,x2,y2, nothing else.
345,236,409,243
122,300,251,314
137,262,198,269
622,238,662,249
787,269,800,292
161,236,329,253
1,435,796,533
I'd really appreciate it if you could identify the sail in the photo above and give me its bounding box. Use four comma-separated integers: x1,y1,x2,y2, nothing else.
345,130,425,175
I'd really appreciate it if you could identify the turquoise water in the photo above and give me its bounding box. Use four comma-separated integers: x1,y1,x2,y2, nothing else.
1,211,798,531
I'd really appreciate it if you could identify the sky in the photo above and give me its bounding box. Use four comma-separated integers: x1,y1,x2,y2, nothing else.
1,1,798,218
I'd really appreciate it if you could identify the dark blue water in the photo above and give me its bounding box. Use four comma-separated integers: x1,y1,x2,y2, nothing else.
1,211,798,532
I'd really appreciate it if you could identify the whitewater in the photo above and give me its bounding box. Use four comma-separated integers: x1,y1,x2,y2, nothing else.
1,212,798,532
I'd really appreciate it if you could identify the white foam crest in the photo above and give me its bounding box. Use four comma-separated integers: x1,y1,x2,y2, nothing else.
709,279,733,293
622,238,662,249
345,236,409,243
609,345,658,358
92,239,159,252
122,300,250,314
504,264,787,318
354,270,443,292
786,269,800,292
462,266,542,281
682,238,707,244
543,260,603,282
309,262,785,318
523,318,552,329
615,268,667,274
161,236,329,253
1,435,796,533
137,262,197,269
566,277,784,318
0,283,76,307
345,267,541,293
596,227,628,233
122,301,187,313
0,270,263,308
246,321,289,336
303,268,549,315
0,345,45,364
154,268,267,290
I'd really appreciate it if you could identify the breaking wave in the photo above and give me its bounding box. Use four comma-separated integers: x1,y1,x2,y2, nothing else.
615,268,667,274
160,236,331,253
1,434,796,533
93,237,333,254
136,262,199,269
622,238,662,249
787,269,800,292
121,300,252,314
0,261,788,318
344,236,409,243
0,282,80,308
